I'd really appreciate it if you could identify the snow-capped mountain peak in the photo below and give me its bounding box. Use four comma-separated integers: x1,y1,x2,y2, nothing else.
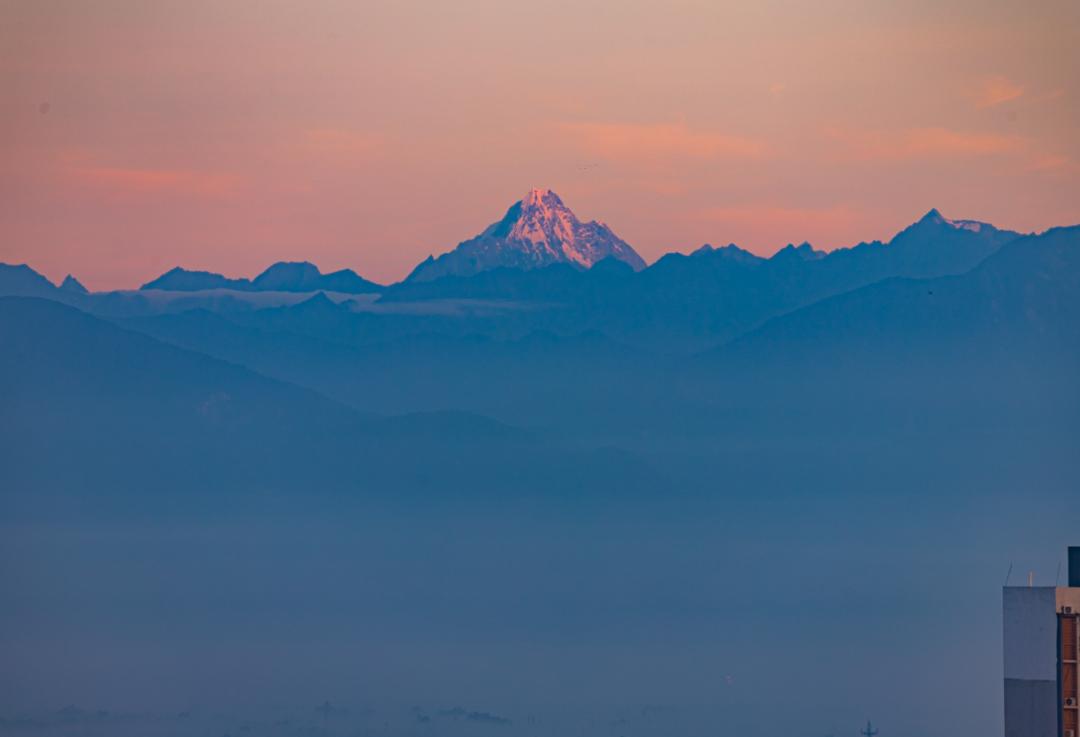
522,187,564,210
407,189,646,282
917,208,992,234
507,188,580,259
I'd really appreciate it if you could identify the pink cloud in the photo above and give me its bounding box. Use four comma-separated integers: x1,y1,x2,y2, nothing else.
826,126,1027,161
66,162,242,198
558,121,769,161
1026,154,1074,173
969,75,1024,109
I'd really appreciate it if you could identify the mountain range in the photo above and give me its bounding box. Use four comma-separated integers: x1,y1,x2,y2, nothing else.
113,189,646,294
4,197,1068,429
8,216,1074,449
716,224,1080,362
3,205,1075,481
6,192,1041,353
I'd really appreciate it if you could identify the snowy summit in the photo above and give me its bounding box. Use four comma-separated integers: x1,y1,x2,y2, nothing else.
406,188,646,282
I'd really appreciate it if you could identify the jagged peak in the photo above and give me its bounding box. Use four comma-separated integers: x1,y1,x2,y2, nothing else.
912,208,991,233
60,274,89,294
720,243,750,251
485,190,576,240
919,208,944,223
521,187,566,209
698,243,761,263
772,241,825,262
407,189,646,281
481,188,599,268
514,188,592,226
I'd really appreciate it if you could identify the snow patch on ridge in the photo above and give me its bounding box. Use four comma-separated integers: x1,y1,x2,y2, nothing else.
944,218,984,233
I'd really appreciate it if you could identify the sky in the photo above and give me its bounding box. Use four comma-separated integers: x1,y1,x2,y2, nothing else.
2,0,1079,290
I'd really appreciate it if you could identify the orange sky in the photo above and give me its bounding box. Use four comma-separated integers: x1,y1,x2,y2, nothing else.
2,0,1079,289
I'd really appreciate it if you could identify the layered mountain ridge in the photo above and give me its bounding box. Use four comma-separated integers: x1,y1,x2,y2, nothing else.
2,201,1044,351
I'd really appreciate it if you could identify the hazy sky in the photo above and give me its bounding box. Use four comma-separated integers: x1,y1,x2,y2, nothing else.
2,0,1078,289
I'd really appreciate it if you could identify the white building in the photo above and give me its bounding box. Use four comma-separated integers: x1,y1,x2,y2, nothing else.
1003,547,1080,737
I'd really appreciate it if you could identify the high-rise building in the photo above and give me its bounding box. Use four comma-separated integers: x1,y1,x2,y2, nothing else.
1003,547,1080,737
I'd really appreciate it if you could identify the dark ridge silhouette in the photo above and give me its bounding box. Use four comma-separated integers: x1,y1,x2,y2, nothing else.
59,274,89,294
380,208,1023,350
139,261,383,294
712,224,1080,362
0,263,59,298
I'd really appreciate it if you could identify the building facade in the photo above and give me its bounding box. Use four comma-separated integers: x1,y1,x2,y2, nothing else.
1004,547,1080,737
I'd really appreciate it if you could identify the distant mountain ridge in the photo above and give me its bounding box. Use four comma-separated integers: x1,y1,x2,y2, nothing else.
141,261,383,293
390,207,1019,294
711,224,1080,364
0,204,1047,351
406,188,647,282
379,207,1025,349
